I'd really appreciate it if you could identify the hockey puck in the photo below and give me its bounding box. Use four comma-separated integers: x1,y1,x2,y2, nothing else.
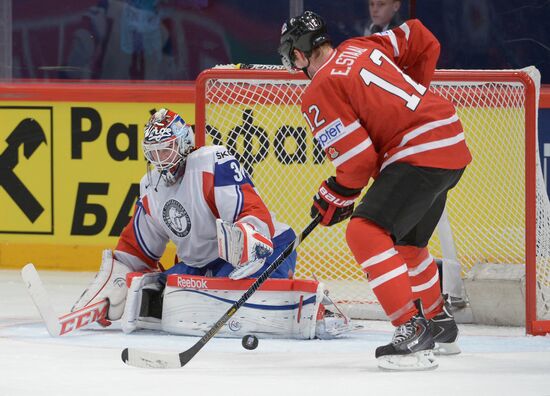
241,334,259,350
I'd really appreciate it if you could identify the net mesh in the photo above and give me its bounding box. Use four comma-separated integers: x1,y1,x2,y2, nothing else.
199,67,550,323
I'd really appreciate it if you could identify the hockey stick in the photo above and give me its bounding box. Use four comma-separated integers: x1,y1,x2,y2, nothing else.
121,215,321,369
21,263,109,336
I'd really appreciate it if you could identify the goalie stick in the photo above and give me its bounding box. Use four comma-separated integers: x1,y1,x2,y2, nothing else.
121,215,321,369
21,263,109,336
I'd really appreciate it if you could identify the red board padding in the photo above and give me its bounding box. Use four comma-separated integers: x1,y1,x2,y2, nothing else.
0,80,195,102
166,275,319,293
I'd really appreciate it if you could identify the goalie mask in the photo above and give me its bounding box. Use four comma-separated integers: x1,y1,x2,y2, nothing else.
278,10,331,73
143,108,195,186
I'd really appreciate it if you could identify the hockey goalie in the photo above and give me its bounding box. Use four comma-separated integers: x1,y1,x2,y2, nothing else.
71,108,352,340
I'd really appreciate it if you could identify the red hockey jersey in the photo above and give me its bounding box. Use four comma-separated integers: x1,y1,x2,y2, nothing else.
301,19,472,189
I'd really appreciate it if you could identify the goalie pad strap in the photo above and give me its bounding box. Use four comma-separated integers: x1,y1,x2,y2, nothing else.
121,272,163,334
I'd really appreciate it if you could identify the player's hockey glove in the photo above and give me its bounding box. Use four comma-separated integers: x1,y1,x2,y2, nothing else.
216,219,274,280
311,176,362,226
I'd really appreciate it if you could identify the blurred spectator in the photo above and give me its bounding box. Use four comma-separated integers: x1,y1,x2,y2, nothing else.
355,0,403,36
62,0,177,80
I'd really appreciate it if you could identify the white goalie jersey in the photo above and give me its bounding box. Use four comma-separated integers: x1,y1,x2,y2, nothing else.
114,145,289,271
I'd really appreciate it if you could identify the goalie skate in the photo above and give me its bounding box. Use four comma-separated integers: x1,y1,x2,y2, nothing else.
314,290,363,339
315,308,362,339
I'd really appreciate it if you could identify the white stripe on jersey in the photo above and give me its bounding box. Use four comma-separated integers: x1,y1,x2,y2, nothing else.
386,30,399,57
381,132,465,171
397,114,459,148
332,137,373,167
399,22,410,40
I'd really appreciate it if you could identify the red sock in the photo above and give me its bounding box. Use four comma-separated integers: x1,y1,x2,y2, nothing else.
346,218,416,326
395,245,443,320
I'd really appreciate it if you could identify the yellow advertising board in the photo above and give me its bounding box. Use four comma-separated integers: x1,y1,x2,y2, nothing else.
0,83,195,270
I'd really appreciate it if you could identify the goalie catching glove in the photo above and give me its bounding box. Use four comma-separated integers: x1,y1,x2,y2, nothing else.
71,249,131,325
216,219,274,280
311,176,362,226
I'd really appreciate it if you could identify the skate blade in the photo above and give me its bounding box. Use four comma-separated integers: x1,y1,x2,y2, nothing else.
434,341,461,355
377,350,438,371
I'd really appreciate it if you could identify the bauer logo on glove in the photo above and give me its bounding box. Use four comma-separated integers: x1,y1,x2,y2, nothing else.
311,176,362,226
216,219,274,280
317,186,356,207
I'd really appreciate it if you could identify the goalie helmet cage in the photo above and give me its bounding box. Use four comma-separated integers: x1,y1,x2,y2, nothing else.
195,65,550,335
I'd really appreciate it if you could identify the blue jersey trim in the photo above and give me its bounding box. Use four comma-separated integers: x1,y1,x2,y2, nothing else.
134,204,161,261
232,185,243,222
214,159,252,187
168,289,316,310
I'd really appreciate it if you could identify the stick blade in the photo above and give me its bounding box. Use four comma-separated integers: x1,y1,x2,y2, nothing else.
121,348,183,369
21,263,62,336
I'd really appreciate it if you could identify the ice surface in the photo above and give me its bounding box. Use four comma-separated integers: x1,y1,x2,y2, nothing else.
1,269,550,396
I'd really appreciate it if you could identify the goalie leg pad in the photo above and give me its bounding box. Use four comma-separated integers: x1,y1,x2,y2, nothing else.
121,272,163,334
161,275,329,339
71,249,130,322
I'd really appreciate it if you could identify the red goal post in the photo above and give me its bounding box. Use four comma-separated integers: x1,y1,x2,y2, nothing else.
195,65,549,335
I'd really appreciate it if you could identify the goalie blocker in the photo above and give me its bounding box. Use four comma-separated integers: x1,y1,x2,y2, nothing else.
121,273,352,339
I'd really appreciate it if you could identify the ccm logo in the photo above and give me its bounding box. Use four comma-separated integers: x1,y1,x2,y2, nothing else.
315,119,345,149
177,277,208,289
59,304,108,335
319,186,355,207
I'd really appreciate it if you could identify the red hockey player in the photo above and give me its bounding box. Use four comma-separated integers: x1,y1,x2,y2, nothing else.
278,11,471,370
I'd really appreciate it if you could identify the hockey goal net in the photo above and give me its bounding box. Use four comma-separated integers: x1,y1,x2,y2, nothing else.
195,65,550,335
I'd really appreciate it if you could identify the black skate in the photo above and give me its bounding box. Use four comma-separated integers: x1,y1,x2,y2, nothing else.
430,295,461,355
376,300,437,371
